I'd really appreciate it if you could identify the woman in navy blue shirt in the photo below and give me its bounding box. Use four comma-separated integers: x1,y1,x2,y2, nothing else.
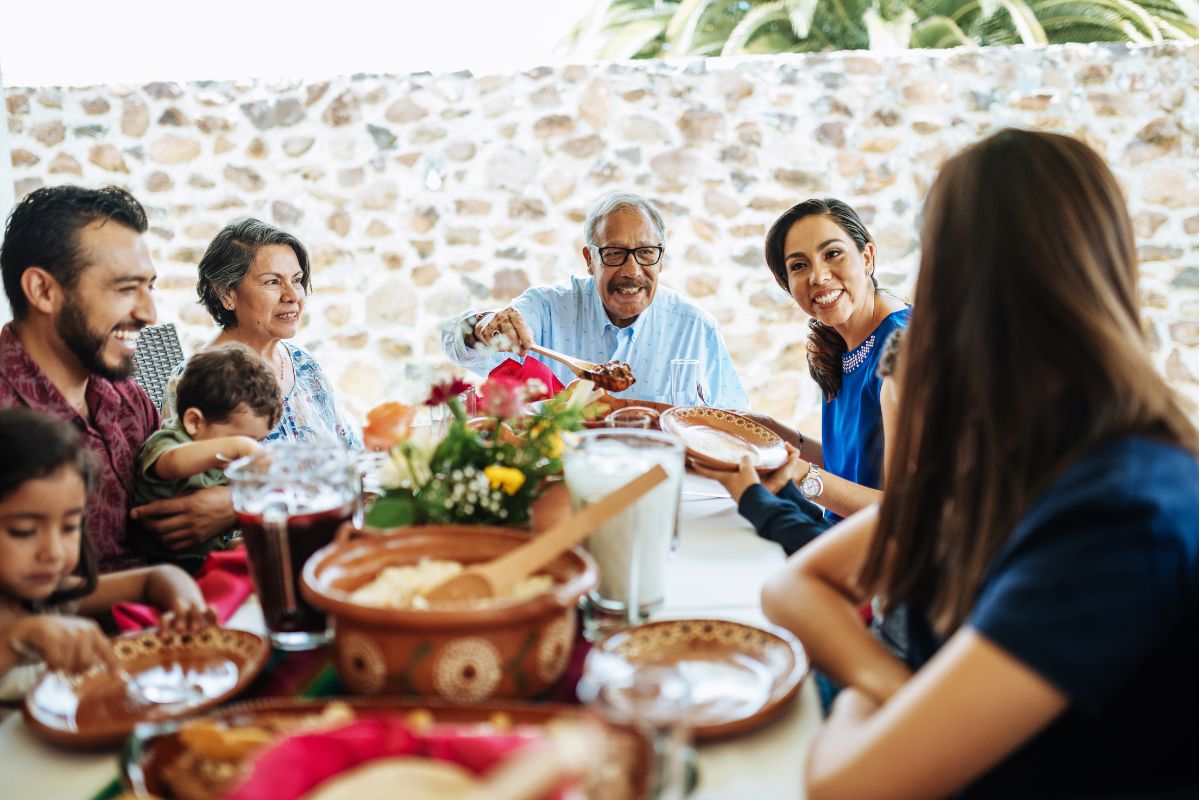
694,199,909,555
762,129,1197,798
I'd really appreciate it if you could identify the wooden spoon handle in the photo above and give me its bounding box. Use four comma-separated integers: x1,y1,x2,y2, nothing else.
527,344,590,377
479,464,669,592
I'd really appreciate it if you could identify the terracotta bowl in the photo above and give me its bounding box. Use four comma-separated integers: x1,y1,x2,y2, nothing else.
301,526,597,703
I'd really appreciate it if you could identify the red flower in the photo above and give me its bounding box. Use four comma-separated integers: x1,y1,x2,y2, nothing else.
424,378,473,407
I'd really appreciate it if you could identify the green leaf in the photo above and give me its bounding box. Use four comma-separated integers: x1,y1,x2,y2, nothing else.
785,0,822,38
365,495,416,529
998,0,1051,42
722,0,790,55
911,14,979,45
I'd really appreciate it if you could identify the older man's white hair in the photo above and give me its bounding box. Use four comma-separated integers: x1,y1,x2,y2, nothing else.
583,192,667,248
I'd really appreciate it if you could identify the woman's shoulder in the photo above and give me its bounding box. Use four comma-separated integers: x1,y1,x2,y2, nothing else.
1022,436,1197,551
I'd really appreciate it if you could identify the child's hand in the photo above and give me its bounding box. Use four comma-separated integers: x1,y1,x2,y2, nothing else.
689,455,763,503
145,565,213,633
762,444,802,494
11,615,116,674
229,435,262,460
161,599,217,633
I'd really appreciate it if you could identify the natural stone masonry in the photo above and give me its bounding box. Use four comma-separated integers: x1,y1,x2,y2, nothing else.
5,43,1198,424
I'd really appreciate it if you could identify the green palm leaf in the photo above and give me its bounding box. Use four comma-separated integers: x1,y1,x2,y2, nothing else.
911,13,980,44
722,1,791,55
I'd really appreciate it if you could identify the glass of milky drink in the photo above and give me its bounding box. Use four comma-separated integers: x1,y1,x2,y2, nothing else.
563,429,684,626
226,444,362,651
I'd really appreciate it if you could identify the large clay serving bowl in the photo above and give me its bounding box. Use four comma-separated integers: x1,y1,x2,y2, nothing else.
301,526,597,702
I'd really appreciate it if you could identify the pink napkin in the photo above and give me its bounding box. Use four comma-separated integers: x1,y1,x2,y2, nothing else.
228,718,573,800
482,357,566,403
112,547,253,632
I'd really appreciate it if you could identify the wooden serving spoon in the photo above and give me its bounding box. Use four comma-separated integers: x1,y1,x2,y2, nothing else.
424,464,668,603
526,344,602,380
527,344,635,392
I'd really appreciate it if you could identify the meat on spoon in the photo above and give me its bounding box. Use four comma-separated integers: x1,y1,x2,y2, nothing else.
582,360,636,392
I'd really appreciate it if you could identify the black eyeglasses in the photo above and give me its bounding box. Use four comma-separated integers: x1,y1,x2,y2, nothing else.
595,245,664,268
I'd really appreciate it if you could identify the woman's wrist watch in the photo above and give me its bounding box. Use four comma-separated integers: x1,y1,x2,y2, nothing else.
800,462,824,499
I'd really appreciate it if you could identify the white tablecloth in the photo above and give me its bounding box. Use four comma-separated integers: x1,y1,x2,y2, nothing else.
0,473,820,799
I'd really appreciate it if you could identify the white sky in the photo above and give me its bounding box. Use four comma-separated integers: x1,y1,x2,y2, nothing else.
0,0,599,87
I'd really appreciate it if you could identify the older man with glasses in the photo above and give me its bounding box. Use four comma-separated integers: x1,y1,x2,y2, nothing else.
442,191,749,408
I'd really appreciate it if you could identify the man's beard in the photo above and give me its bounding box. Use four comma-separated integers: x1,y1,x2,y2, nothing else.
57,297,136,382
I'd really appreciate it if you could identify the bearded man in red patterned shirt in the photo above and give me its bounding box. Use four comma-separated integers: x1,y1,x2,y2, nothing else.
0,186,233,571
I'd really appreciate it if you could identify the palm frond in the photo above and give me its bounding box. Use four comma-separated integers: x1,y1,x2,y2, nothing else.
911,14,981,45
785,0,823,38
998,0,1051,42
721,1,791,56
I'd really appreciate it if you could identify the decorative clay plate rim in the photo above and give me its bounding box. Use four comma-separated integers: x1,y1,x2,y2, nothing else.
589,617,809,740
23,627,269,748
659,406,789,471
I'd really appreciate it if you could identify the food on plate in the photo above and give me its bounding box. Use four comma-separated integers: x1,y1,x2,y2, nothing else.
581,360,635,392
677,425,761,465
160,703,355,800
348,558,554,609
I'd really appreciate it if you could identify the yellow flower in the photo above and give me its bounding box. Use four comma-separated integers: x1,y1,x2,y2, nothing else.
484,465,526,496
544,433,563,459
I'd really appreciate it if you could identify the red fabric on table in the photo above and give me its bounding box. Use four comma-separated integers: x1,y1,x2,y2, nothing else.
227,718,573,800
479,357,565,406
111,546,253,632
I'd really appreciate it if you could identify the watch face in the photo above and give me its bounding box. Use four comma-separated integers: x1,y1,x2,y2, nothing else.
801,476,821,498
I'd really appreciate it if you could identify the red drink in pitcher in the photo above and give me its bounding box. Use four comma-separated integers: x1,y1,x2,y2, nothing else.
238,501,354,642
226,444,361,651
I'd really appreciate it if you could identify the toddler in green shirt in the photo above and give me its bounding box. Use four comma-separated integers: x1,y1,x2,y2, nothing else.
133,344,283,573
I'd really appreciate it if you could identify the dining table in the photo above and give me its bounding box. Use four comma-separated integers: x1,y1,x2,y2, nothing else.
0,472,822,799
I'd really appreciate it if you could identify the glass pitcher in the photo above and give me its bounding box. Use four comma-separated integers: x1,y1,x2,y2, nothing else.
225,443,362,651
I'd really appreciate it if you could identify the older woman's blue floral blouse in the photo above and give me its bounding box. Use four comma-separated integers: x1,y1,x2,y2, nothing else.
161,343,363,452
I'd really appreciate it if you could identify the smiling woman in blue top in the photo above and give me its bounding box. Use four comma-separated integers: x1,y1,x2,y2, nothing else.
441,192,749,409
693,199,910,555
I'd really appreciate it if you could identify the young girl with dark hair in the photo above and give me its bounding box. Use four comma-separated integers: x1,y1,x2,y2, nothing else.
0,409,210,707
763,129,1197,798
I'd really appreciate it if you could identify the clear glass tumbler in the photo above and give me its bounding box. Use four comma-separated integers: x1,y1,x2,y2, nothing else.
562,429,684,626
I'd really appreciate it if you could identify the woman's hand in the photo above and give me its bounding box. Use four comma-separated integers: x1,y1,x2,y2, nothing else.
689,455,762,503
145,565,214,633
10,615,116,673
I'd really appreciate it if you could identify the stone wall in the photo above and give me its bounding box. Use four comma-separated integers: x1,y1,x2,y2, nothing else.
5,42,1197,424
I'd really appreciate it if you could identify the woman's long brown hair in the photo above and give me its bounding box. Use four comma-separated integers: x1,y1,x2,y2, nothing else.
860,129,1196,635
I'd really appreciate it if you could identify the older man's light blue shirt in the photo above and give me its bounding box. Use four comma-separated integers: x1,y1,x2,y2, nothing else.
441,276,749,409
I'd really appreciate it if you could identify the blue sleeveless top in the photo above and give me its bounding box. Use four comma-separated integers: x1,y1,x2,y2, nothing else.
820,308,910,520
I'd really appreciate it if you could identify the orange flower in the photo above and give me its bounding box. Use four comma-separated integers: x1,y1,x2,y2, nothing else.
363,401,416,451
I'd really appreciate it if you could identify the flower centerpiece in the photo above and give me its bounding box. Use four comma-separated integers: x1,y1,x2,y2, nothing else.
362,376,601,530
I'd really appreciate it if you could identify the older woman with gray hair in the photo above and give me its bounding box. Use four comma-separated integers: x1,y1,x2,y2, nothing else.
162,219,362,450
441,191,749,408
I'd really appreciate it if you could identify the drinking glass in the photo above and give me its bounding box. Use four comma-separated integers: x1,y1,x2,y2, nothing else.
226,443,362,651
578,660,696,800
562,429,684,627
669,359,703,407
605,406,656,429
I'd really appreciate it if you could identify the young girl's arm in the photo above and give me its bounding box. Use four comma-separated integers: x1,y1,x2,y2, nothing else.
154,436,260,482
78,565,212,631
803,630,1066,800
761,506,912,703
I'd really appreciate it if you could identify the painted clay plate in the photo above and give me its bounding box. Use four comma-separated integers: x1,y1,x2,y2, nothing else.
659,406,789,472
122,696,652,800
23,627,269,749
586,618,808,740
